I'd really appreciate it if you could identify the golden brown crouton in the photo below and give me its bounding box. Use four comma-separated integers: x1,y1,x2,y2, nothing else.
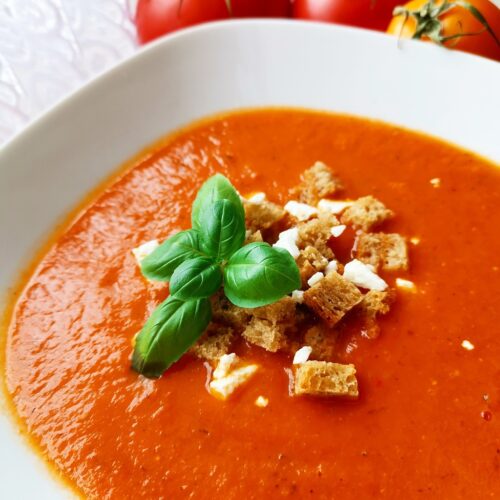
303,272,363,327
211,292,250,330
297,213,339,260
297,246,329,287
304,324,337,361
356,232,409,271
242,297,296,352
358,290,395,319
291,161,344,205
191,324,235,361
294,361,358,398
244,199,285,232
341,196,393,231
244,229,264,245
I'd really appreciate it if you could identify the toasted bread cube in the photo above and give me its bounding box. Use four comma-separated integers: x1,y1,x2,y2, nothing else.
297,246,329,287
298,213,339,260
341,196,393,231
303,271,363,327
291,162,344,205
244,199,285,232
243,318,285,352
358,290,395,319
191,324,235,361
304,324,337,361
356,232,409,271
211,292,250,329
294,361,358,398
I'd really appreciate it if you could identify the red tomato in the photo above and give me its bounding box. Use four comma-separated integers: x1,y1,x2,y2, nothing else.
136,0,291,44
293,0,403,31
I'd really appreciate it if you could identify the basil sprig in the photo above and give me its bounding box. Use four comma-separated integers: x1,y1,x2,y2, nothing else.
132,174,300,378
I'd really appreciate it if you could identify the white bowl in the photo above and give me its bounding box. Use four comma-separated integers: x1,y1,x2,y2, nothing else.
0,20,499,499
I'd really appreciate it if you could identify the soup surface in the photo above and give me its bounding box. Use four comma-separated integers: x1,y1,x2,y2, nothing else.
3,110,500,499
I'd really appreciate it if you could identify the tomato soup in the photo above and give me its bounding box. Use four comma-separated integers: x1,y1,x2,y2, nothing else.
3,110,500,499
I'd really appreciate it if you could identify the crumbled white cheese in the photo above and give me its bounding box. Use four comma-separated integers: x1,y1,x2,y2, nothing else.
273,227,300,259
307,272,324,287
291,290,305,303
317,199,353,214
131,239,159,264
330,224,346,237
284,200,318,221
396,278,417,292
325,260,338,275
461,340,475,351
255,395,269,408
210,365,258,400
410,237,421,246
430,178,441,188
212,353,238,379
293,346,312,365
246,192,267,203
343,259,388,291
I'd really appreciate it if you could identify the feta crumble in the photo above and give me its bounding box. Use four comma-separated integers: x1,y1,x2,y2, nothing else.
131,239,159,264
246,192,267,203
410,237,421,246
430,178,441,188
293,346,312,365
343,259,388,291
307,272,324,287
212,353,238,379
396,278,417,292
291,290,305,303
325,260,338,275
210,353,258,400
317,199,353,214
331,224,346,237
461,340,475,351
255,395,269,408
273,227,300,259
284,200,318,221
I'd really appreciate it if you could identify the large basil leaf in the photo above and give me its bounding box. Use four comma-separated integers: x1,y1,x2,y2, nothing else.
141,229,204,282
170,256,222,301
198,199,245,261
223,242,301,308
132,296,212,378
191,174,245,231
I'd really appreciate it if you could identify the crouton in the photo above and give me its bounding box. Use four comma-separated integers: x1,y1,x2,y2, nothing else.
294,361,358,398
245,229,264,245
211,292,250,330
304,324,337,361
297,246,328,287
356,232,409,271
244,199,285,232
242,297,296,352
341,196,393,231
290,162,344,205
297,213,339,260
358,290,395,320
303,272,363,327
191,324,235,361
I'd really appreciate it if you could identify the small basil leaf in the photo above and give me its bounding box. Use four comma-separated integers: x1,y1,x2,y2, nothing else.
223,242,301,308
170,256,222,300
191,174,245,232
141,229,204,281
132,296,212,378
198,199,245,261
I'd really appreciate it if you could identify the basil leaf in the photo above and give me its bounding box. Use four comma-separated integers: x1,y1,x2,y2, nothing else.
191,174,245,232
170,256,222,301
198,199,245,261
141,229,204,281
132,296,212,378
223,242,301,308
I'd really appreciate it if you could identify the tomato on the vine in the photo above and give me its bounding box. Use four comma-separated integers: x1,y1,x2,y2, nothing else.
293,0,403,31
136,0,291,44
387,0,500,60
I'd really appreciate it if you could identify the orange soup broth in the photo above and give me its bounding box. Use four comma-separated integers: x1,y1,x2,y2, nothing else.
3,110,500,499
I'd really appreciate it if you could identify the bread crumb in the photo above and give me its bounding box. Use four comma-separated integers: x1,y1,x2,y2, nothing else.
341,196,393,231
132,239,159,264
461,340,475,351
343,259,388,291
294,361,358,398
318,199,353,215
395,278,417,292
255,395,269,407
307,272,324,287
331,225,346,237
273,227,300,258
191,324,235,361
285,200,319,221
293,346,313,364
